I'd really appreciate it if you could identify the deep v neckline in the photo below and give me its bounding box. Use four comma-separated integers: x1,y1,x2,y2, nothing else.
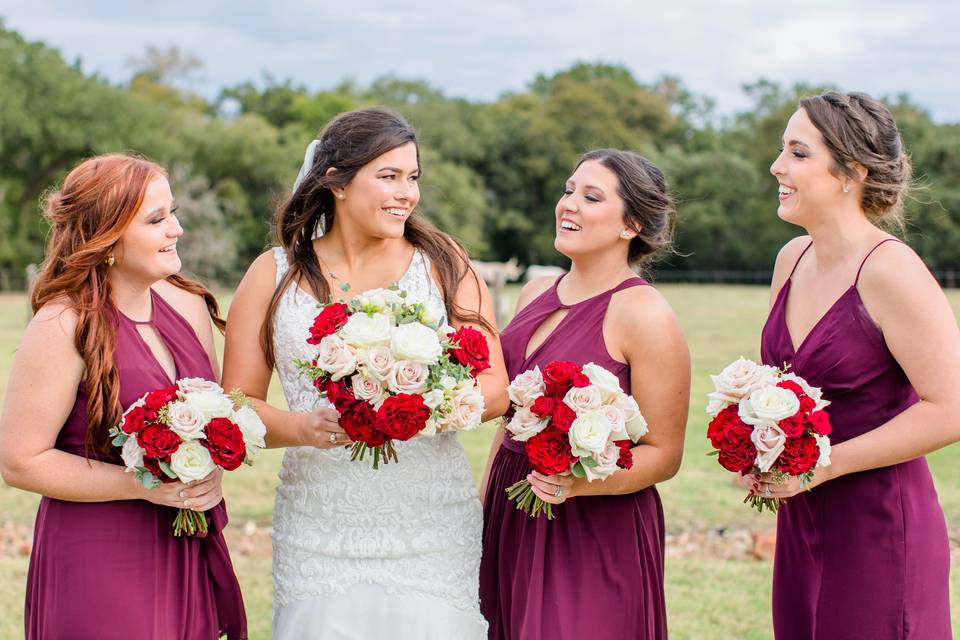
780,277,858,355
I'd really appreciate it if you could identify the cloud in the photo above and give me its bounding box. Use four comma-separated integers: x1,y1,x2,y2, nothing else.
1,0,957,121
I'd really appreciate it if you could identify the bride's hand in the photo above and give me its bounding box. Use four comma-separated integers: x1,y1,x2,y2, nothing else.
299,406,352,449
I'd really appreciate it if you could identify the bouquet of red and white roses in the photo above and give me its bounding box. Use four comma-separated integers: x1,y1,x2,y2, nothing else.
297,286,489,468
504,360,648,519
108,378,267,535
706,357,832,512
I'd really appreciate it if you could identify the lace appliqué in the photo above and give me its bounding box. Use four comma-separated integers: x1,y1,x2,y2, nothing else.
269,247,484,621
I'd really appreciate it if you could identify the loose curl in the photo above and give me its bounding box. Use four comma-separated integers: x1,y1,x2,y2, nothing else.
31,154,224,454
576,149,677,267
800,91,912,227
261,107,492,367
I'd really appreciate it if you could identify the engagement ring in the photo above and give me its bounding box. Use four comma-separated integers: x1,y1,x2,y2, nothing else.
328,433,337,444
554,485,562,498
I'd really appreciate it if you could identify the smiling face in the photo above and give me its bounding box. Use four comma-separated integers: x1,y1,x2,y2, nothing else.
112,175,183,284
769,108,848,225
335,142,420,239
554,159,633,261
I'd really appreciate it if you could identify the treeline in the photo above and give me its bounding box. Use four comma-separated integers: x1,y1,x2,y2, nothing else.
2,23,958,287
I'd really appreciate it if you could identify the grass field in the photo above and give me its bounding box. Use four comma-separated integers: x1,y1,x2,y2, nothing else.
0,285,957,639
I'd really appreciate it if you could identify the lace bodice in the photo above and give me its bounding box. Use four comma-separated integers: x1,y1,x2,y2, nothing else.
268,247,485,627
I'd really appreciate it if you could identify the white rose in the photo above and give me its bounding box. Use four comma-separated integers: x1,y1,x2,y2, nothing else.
582,441,622,482
507,367,545,407
751,422,787,473
315,334,358,381
814,434,832,468
185,390,233,422
420,303,443,329
234,405,267,449
563,385,602,413
169,440,217,483
615,394,649,441
582,363,622,403
707,357,780,415
422,388,446,411
739,386,801,426
387,361,430,395
781,372,831,412
357,288,404,310
448,387,485,431
439,375,457,390
391,322,443,363
176,377,222,395
359,346,396,382
506,406,549,442
598,404,628,441
568,410,613,457
339,312,393,347
352,372,387,403
121,435,144,471
168,401,206,440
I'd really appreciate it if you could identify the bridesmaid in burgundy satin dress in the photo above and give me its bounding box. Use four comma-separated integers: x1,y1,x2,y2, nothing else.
751,92,955,639
480,149,690,639
0,155,246,639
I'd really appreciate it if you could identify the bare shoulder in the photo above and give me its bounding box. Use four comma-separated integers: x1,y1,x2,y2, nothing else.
608,283,679,333
857,239,937,299
773,235,812,277
515,276,557,314
30,298,80,340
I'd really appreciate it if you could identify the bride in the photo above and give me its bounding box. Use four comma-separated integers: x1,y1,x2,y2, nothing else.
222,107,508,638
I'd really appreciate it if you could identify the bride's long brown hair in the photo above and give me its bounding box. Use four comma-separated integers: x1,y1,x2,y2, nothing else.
31,154,225,452
261,107,492,367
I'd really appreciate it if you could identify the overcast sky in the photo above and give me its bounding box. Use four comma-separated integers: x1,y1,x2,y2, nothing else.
3,1,958,122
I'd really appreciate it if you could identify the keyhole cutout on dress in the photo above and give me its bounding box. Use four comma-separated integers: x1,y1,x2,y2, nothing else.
135,324,177,383
523,308,570,360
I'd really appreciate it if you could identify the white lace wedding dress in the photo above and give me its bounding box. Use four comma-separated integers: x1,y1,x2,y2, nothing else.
269,247,487,639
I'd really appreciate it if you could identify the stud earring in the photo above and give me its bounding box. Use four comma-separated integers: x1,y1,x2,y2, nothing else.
842,182,850,193
620,230,633,239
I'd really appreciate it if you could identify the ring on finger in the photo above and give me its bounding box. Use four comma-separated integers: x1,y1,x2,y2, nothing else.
553,485,562,498
764,484,771,497
328,432,338,444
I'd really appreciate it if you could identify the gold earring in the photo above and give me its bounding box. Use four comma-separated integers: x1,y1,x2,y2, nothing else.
106,255,115,267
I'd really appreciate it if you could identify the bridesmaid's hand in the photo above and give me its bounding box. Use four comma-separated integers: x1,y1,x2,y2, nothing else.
299,406,352,449
751,469,831,500
144,469,224,511
527,471,578,505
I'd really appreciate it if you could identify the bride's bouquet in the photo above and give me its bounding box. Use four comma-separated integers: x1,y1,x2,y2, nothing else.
108,378,267,535
503,360,648,519
706,357,833,512
297,286,489,468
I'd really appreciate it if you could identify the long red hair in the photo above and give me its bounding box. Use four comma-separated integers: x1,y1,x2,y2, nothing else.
31,154,225,452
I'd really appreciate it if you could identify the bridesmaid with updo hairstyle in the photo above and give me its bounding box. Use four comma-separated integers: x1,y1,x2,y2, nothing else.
479,148,690,639
755,91,957,639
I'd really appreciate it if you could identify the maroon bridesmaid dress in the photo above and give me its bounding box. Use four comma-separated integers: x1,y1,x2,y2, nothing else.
760,239,952,639
25,289,247,639
480,276,668,640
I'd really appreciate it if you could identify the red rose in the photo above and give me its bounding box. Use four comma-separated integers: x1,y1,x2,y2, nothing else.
137,424,181,461
542,361,581,398
202,417,247,471
448,326,491,376
550,402,576,432
615,439,634,470
376,394,431,441
326,379,349,408
339,398,387,446
144,386,179,411
776,435,820,475
777,380,804,398
717,422,756,473
525,429,575,475
809,411,832,436
572,371,591,388
779,412,805,438
530,396,556,418
707,405,742,449
307,303,351,345
121,406,150,434
798,395,815,414
142,458,177,484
